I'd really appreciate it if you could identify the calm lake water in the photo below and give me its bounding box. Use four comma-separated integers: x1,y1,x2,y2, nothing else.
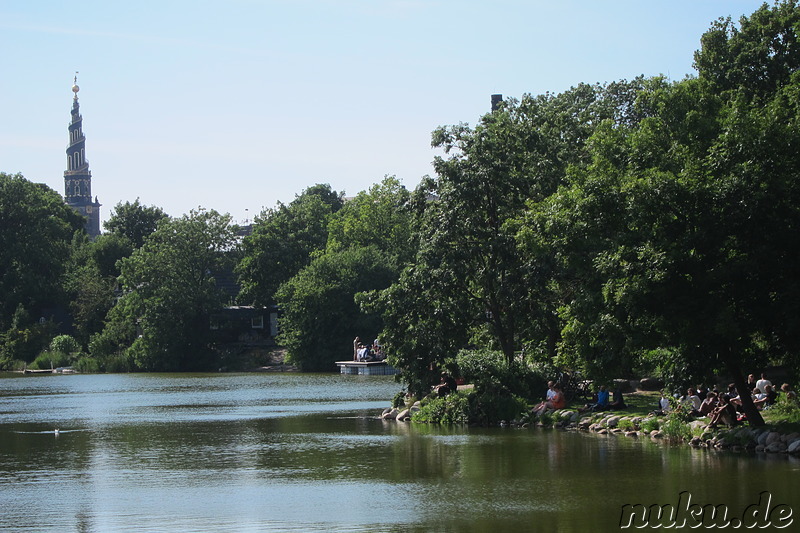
0,373,798,532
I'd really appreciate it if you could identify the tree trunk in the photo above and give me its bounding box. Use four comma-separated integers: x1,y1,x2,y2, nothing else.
725,358,765,427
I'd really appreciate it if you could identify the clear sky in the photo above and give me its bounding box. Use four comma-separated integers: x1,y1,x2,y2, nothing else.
1,0,769,227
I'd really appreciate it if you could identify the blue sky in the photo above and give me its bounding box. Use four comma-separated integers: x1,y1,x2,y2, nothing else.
1,0,769,226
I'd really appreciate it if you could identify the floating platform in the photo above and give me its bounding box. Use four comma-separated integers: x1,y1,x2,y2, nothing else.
335,361,400,376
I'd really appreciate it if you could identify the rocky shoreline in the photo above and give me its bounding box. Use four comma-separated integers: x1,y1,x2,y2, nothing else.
379,404,800,456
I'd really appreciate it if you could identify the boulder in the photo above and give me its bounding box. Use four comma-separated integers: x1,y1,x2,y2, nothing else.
689,420,706,432
597,428,608,435
650,430,663,439
396,409,410,421
755,444,766,453
766,441,788,454
625,431,638,438
757,432,771,446
382,408,398,420
787,440,800,454
639,377,664,391
765,432,782,446
785,431,800,443
613,379,634,393
605,416,621,428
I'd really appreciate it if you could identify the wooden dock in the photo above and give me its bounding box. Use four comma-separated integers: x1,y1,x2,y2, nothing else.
335,361,400,376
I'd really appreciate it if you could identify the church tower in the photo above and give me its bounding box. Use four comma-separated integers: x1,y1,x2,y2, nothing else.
64,73,101,238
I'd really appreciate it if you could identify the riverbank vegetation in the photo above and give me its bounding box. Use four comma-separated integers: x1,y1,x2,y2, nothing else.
1,2,799,429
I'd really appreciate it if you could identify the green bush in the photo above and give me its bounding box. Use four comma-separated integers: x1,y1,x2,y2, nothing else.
99,353,134,373
412,392,470,425
768,393,800,422
470,390,529,426
455,349,547,401
661,410,692,442
618,418,635,431
73,356,100,373
391,390,407,409
49,335,81,357
538,410,554,426
640,418,660,433
29,351,70,370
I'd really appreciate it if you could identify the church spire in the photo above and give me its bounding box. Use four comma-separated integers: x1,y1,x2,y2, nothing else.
64,72,101,238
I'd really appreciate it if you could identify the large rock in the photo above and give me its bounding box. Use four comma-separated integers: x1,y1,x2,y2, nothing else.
782,432,800,444
639,377,664,391
382,408,398,420
757,431,771,446
396,409,410,421
765,431,782,446
613,379,634,393
787,440,800,454
605,416,621,428
766,441,787,454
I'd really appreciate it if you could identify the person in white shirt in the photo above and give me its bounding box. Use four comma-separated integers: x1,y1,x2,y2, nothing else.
755,373,772,396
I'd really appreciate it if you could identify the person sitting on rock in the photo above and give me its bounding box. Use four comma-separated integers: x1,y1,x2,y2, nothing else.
433,372,457,397
707,394,737,428
683,387,702,416
533,383,565,415
698,391,718,417
544,380,556,401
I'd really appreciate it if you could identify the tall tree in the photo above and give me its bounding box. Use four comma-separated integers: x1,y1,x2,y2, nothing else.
103,209,238,371
237,184,343,306
104,198,168,248
0,173,85,365
276,246,396,371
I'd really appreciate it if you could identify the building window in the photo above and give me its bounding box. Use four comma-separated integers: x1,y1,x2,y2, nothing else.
251,315,264,329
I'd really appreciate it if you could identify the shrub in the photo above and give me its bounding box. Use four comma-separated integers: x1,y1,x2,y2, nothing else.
100,353,134,373
661,410,692,442
49,335,81,357
618,418,635,431
412,392,470,425
29,351,70,370
640,418,660,433
469,390,529,425
73,356,100,373
391,390,407,409
455,349,547,401
538,410,554,426
767,393,800,424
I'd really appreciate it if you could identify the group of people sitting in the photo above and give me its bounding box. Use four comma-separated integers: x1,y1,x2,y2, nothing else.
654,372,797,428
352,336,386,362
532,381,627,416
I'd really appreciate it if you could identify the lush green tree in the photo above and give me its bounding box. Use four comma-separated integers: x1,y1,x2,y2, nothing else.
63,233,123,346
104,198,168,248
326,176,414,264
371,81,649,392
515,1,800,426
0,172,85,366
276,246,396,371
237,184,344,306
694,0,800,103
102,209,238,371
